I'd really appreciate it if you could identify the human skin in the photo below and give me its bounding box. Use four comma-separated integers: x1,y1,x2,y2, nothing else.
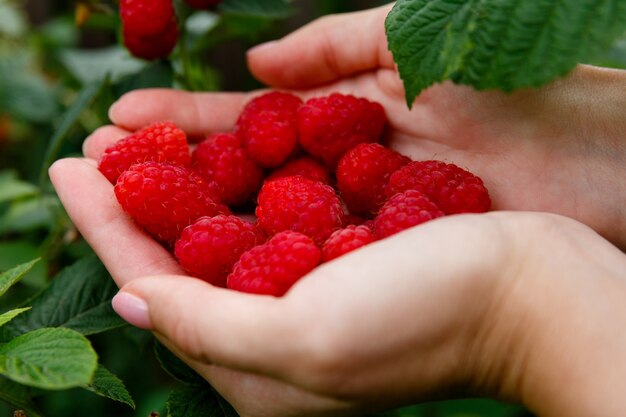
50,4,626,417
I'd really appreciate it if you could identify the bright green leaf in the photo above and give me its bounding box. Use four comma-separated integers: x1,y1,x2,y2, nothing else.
154,341,206,386
0,255,126,341
167,386,238,417
0,196,61,234
59,46,146,84
386,0,626,107
0,328,97,390
0,376,43,417
0,308,31,328
0,259,39,298
219,0,292,18
0,242,47,288
84,364,135,409
0,171,39,204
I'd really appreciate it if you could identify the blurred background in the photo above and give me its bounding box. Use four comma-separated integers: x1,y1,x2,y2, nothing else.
1,0,624,416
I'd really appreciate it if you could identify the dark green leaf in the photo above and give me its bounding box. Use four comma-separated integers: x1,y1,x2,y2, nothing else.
0,376,43,417
0,255,126,342
154,341,206,386
84,364,135,409
219,0,292,18
0,328,97,390
0,242,48,288
39,77,109,186
0,259,39,298
167,386,238,417
386,0,626,107
0,308,31,328
0,196,60,234
59,46,146,84
113,61,174,97
0,171,38,204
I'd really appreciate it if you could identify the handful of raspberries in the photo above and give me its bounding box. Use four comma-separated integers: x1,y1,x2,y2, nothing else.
98,92,491,297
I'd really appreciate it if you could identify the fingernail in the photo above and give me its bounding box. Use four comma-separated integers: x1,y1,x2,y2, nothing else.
248,40,279,55
112,292,152,329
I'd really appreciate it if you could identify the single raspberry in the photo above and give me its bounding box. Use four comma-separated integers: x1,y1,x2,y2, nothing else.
236,92,302,168
123,19,178,60
386,161,491,215
297,94,387,167
99,121,190,183
266,157,331,185
184,0,221,9
114,162,229,242
191,133,262,206
174,215,264,287
120,0,176,37
373,190,444,239
322,225,375,262
337,143,410,215
256,176,345,245
227,231,321,297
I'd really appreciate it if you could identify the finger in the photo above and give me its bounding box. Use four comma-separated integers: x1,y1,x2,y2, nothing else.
49,158,183,287
247,5,394,89
108,89,252,136
112,275,304,377
83,125,132,160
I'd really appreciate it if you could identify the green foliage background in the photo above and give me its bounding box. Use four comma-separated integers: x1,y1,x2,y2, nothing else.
1,0,625,416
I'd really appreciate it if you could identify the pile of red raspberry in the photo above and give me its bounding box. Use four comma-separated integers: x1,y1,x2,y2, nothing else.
98,92,491,296
119,0,222,60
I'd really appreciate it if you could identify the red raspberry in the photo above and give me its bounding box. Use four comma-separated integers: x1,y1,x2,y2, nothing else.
123,20,178,60
373,190,444,239
114,162,229,242
386,161,491,215
184,0,221,9
337,143,410,215
191,133,262,206
298,94,387,167
266,157,331,184
227,231,321,297
322,225,375,262
99,121,190,183
120,0,176,37
256,176,345,245
236,92,302,168
174,215,264,287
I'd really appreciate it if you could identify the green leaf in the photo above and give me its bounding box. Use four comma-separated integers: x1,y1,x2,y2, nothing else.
219,0,292,18
113,60,174,97
0,259,39,298
39,76,109,186
386,0,626,107
0,242,47,288
58,46,147,85
0,171,39,204
0,196,60,234
0,308,31,328
0,328,97,390
84,364,135,409
154,341,206,386
0,376,43,417
0,255,126,341
167,386,239,417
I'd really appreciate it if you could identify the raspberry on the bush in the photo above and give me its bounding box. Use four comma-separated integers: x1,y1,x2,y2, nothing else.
322,225,376,262
373,190,444,239
236,92,303,168
114,162,229,242
98,121,190,183
120,0,176,37
184,0,221,9
174,215,264,287
386,161,491,214
123,20,179,61
256,176,345,245
298,93,387,167
227,231,321,297
191,133,262,206
337,143,410,215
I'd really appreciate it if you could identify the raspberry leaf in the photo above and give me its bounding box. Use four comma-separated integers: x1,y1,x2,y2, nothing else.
154,341,207,386
84,364,136,409
219,0,292,18
0,258,38,298
167,386,239,417
0,376,44,417
386,0,626,107
0,328,97,390
0,308,31,329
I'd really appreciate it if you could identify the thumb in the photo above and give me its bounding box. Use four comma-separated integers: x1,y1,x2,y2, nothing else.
247,5,394,89
111,275,300,374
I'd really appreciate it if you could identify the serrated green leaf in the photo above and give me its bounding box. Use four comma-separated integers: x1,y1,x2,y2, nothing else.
0,308,31,328
0,171,39,204
154,341,206,386
386,0,626,107
0,328,97,390
0,259,39,298
84,364,135,409
218,0,292,18
0,376,43,417
167,386,238,417
0,255,126,342
39,76,109,186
